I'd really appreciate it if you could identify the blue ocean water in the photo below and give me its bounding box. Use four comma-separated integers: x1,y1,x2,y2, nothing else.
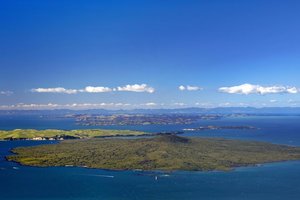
1,116,300,199
1,115,300,145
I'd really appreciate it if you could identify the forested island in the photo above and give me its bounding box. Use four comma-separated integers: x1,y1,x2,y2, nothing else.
7,135,300,171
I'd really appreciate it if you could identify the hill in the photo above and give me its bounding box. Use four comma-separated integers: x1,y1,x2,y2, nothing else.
7,135,300,171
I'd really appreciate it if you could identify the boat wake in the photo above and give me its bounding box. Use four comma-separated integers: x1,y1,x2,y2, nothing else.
80,174,114,178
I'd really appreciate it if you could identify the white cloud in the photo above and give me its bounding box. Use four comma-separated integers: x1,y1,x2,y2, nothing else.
117,84,155,93
0,91,13,96
32,84,155,94
31,87,78,94
179,85,202,91
195,102,214,108
83,86,112,93
114,103,131,107
219,83,300,95
178,85,186,91
218,102,232,107
3,103,60,109
186,85,202,91
0,102,133,110
286,87,298,94
144,102,157,106
173,102,186,106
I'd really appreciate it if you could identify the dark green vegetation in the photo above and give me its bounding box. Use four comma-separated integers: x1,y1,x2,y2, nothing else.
0,129,147,140
7,135,300,171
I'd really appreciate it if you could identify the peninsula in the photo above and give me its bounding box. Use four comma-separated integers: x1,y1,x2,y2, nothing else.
0,129,147,140
7,135,300,171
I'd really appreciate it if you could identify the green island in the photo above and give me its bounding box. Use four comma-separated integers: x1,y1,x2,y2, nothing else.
0,129,147,140
7,135,300,171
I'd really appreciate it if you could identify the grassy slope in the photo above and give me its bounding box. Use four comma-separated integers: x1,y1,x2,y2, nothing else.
0,129,146,139
7,135,300,171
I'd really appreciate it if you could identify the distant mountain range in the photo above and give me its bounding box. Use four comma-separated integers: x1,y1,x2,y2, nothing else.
1,107,300,116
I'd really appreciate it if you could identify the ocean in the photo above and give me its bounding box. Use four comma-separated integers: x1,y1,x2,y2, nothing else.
1,115,300,199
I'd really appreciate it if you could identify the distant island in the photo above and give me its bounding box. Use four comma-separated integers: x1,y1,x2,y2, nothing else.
0,129,147,140
7,135,300,171
183,125,258,131
67,114,223,126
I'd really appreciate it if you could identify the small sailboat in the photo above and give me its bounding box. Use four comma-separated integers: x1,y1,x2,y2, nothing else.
155,176,158,181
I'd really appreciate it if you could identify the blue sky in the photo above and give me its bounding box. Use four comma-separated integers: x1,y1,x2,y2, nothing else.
1,0,300,109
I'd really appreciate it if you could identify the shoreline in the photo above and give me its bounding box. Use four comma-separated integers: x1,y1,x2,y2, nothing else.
0,131,183,141
6,153,300,173
6,135,300,172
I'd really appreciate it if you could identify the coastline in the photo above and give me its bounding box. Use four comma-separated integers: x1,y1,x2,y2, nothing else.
6,135,300,172
6,149,300,173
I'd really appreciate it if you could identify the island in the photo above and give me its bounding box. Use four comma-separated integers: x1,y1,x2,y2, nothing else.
0,129,147,140
7,135,300,171
67,114,223,126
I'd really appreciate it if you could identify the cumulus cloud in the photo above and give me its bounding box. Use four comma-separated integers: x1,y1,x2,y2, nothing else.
31,87,78,94
83,86,112,93
32,84,155,94
286,87,298,94
33,86,113,94
219,83,300,95
0,91,13,96
117,84,155,93
178,85,186,91
179,85,202,91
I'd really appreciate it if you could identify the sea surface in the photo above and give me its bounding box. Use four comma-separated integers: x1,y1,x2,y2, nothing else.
1,115,300,200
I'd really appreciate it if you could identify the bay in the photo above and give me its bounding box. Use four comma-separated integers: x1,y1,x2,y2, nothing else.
1,116,300,199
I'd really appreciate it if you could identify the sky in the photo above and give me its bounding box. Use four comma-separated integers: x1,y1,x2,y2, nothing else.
1,0,300,110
